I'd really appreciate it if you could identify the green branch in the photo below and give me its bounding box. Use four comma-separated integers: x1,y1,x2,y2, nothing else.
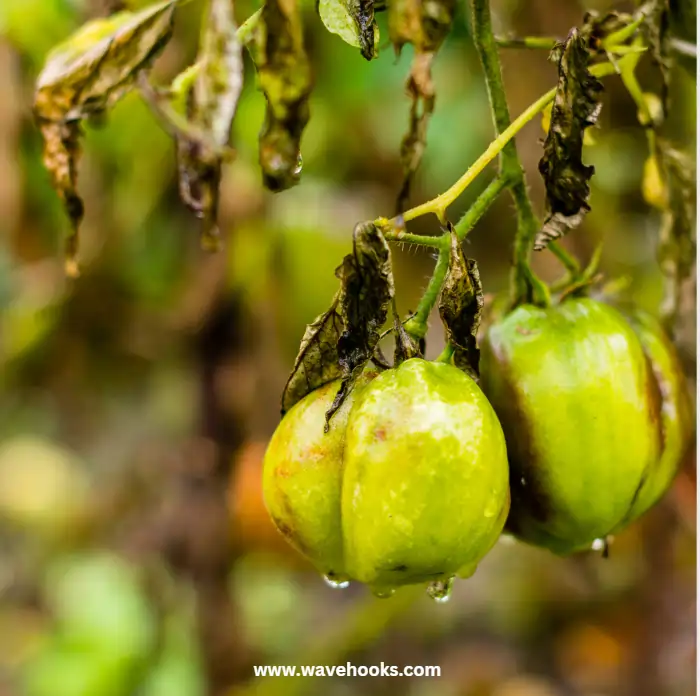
471,0,548,306
403,176,507,339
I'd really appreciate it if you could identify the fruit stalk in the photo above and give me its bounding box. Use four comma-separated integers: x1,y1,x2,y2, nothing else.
470,0,549,306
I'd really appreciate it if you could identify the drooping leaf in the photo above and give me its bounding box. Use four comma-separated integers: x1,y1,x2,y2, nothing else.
389,0,455,213
580,10,632,51
280,297,344,414
392,301,422,366
654,142,696,329
33,0,177,276
281,222,394,421
249,0,313,191
317,0,379,59
534,28,603,252
325,222,394,426
174,0,243,251
643,0,672,113
438,225,483,379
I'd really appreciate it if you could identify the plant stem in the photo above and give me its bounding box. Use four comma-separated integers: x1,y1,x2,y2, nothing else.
435,343,455,363
404,176,507,338
471,0,547,306
383,228,447,249
496,36,560,49
549,242,580,274
496,37,646,55
454,175,509,239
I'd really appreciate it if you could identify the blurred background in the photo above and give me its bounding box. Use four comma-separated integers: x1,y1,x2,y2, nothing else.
0,0,696,695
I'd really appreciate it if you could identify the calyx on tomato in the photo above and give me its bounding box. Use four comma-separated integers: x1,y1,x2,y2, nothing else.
263,359,510,595
480,297,693,555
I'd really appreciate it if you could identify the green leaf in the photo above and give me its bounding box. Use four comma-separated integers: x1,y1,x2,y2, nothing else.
438,225,483,379
389,0,455,212
33,0,177,275
534,28,603,252
175,0,243,250
248,0,312,191
317,0,362,49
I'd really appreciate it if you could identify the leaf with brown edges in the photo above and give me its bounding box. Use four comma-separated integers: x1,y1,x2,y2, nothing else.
535,28,603,252
281,297,344,414
281,222,394,422
175,0,243,251
438,225,484,379
390,0,455,213
325,222,394,426
248,0,312,191
33,0,177,275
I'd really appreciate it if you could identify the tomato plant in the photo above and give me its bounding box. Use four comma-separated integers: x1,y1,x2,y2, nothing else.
31,0,695,599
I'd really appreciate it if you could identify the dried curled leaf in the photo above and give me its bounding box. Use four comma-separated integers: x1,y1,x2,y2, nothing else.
580,10,632,51
33,0,176,276
438,226,483,379
281,298,344,414
392,301,422,366
249,0,313,191
318,0,379,59
326,222,394,425
281,222,394,421
175,0,243,251
390,0,455,213
655,142,696,329
643,0,672,113
535,28,603,252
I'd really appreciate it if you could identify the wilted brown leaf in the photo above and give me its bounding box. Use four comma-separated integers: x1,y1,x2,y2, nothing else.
249,0,313,191
33,0,176,276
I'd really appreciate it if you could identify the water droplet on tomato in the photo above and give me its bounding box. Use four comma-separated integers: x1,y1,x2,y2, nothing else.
372,587,396,599
323,574,350,589
427,577,454,603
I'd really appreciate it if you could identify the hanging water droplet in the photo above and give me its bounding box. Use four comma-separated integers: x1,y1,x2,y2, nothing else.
372,587,396,599
426,577,454,603
591,536,612,558
323,574,350,589
591,538,606,551
293,153,303,176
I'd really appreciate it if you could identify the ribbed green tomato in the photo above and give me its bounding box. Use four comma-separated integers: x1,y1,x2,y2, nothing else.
262,372,377,585
480,298,692,555
263,359,510,594
342,359,510,594
623,309,694,520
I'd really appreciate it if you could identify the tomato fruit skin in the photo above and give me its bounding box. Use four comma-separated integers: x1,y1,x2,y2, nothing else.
342,359,510,592
480,298,665,555
622,309,695,522
262,373,377,583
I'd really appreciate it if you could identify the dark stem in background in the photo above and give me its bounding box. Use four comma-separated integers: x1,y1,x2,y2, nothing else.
163,292,251,696
470,0,546,306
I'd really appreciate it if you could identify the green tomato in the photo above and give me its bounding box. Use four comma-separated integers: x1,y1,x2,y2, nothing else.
623,309,694,520
263,359,510,594
342,359,510,594
263,372,378,584
480,298,690,555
